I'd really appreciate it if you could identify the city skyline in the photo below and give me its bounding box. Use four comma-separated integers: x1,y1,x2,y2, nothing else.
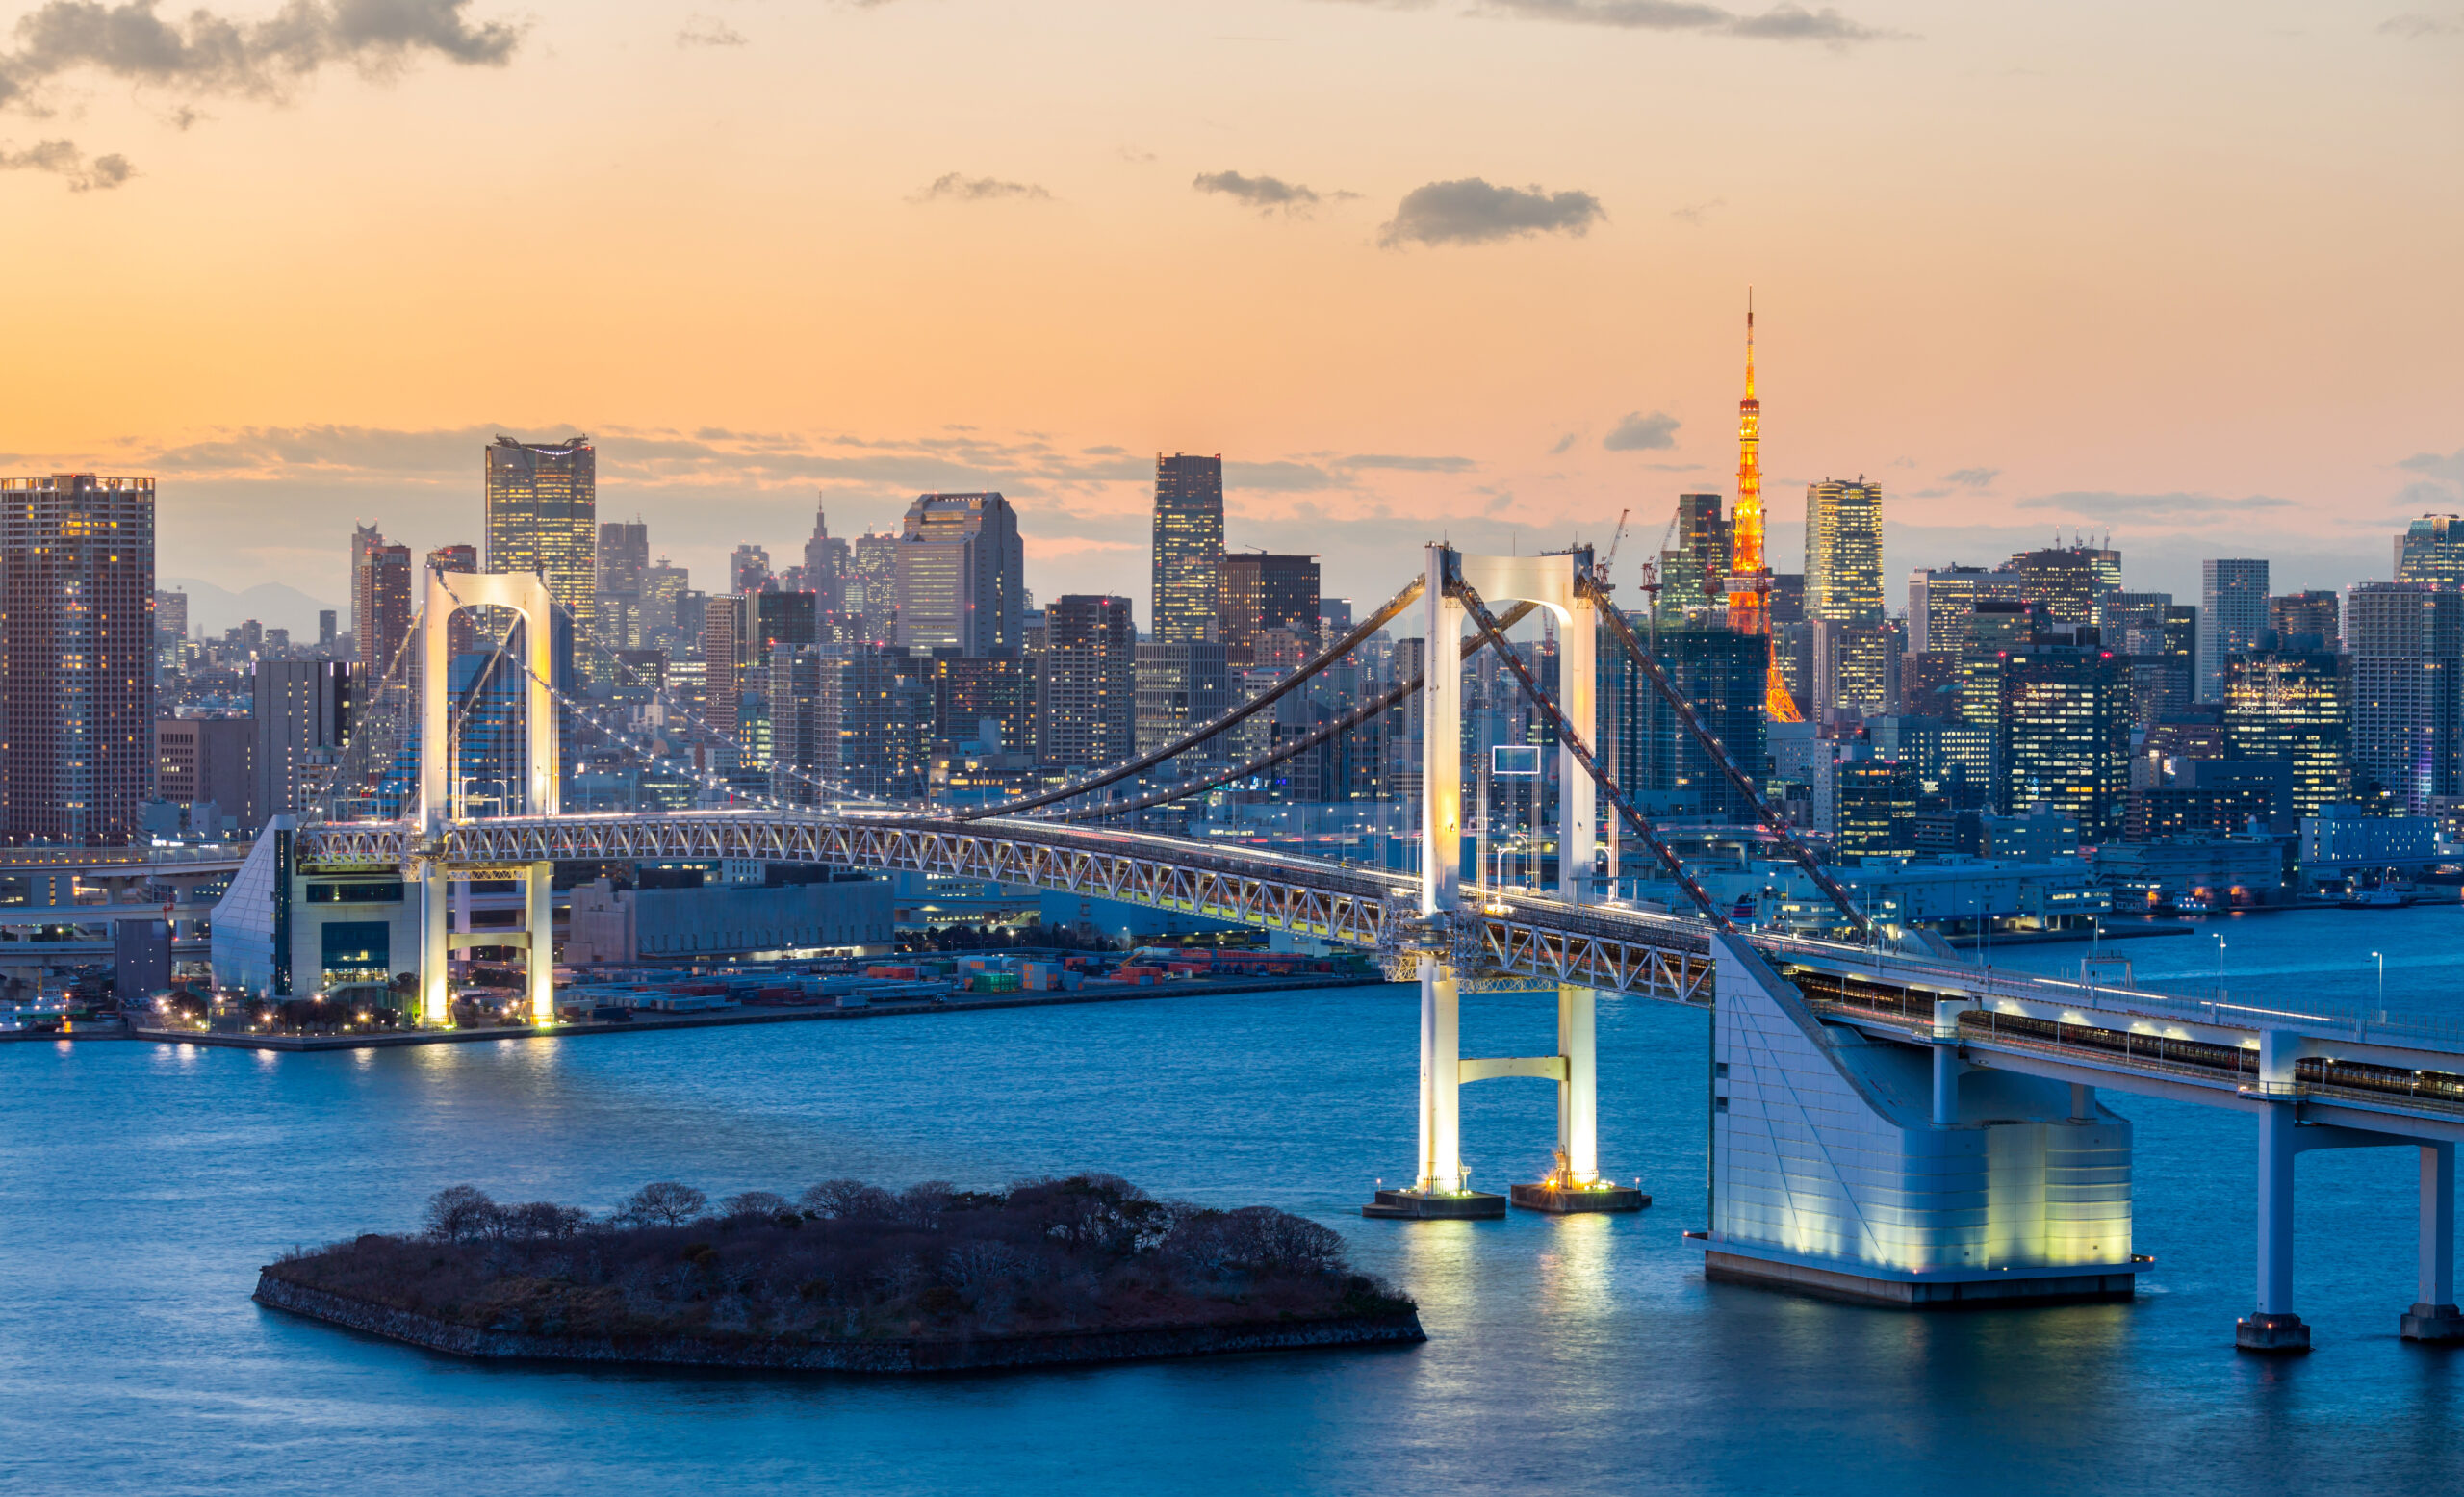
0,3,2451,625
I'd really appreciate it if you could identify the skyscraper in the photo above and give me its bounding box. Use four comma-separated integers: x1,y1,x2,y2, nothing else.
1219,552,1322,665
1804,477,1885,625
730,544,772,596
351,533,413,683
1907,565,2023,655
1,474,155,845
484,434,597,639
894,492,1025,656
1998,638,2132,839
1658,493,1732,624
2345,582,2463,814
2198,558,2269,703
804,501,850,616
2224,651,2348,820
1151,453,1225,644
2396,515,2464,588
252,658,351,821
1040,595,1137,768
2268,589,2341,651
597,520,649,649
1625,629,1770,823
2008,542,2121,628
851,532,901,642
1135,640,1230,763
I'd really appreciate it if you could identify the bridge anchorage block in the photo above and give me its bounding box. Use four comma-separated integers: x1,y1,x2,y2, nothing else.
2400,1303,2464,1343
1362,1189,1507,1221
2235,1312,2312,1355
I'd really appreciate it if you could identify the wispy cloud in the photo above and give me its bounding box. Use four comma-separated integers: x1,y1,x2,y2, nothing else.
1378,177,1604,248
1604,411,1680,451
677,14,747,47
1321,0,1906,45
1193,168,1325,215
2379,14,2463,38
1342,452,1476,473
1669,195,1725,225
0,136,129,190
911,172,1052,203
2014,490,2295,518
1944,467,1999,488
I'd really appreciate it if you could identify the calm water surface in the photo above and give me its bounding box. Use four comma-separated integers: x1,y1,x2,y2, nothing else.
5,905,2462,1495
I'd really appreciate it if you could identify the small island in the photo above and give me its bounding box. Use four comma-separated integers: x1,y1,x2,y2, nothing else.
255,1174,1423,1373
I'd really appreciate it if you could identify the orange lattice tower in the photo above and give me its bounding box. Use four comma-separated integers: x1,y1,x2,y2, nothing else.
1723,290,1803,722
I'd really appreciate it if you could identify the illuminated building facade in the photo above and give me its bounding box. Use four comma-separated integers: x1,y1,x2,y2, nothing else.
1659,493,1732,625
1804,477,1885,626
1907,565,2022,655
1151,454,1225,645
1039,594,1136,767
2223,651,2347,820
483,434,597,646
2396,514,2464,590
1219,552,1321,666
1998,641,2132,839
2197,558,2268,704
2345,582,2464,815
894,492,1025,656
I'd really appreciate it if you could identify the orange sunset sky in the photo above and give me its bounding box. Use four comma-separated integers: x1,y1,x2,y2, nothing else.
1,0,2457,631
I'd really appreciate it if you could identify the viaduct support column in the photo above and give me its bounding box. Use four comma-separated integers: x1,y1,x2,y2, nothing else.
1421,545,1463,917
1930,999,1965,1127
526,862,555,1026
2403,1142,2464,1342
2238,1029,2310,1353
1558,983,1598,1185
420,861,450,1027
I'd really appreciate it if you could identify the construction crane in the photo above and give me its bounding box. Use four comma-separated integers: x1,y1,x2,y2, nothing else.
1599,507,1631,580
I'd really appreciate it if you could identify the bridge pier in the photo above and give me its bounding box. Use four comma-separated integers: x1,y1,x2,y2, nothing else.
525,863,555,1025
1512,984,1647,1213
420,862,450,1026
1364,956,1503,1219
2239,1030,2311,1353
2402,1142,2464,1342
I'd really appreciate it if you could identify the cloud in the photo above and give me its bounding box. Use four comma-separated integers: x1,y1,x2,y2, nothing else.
1117,145,1156,164
1944,467,1999,487
1669,195,1724,224
1341,452,1476,472
1378,177,1604,248
2014,490,2296,518
2399,448,2464,485
1549,432,1578,454
1320,0,1905,45
911,172,1052,203
1226,459,1344,492
2380,14,2462,38
1193,168,1322,215
677,14,746,48
0,136,129,189
1603,410,1681,451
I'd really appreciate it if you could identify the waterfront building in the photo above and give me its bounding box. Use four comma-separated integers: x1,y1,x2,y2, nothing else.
1998,639,2132,839
252,659,351,821
1906,565,2022,655
1220,553,1321,665
1151,454,1225,644
829,649,934,799
1804,477,1885,625
2096,836,2286,910
2396,514,2464,589
2223,650,2347,820
483,435,597,644
1657,493,1732,625
2297,803,2441,881
894,492,1026,656
1,474,156,845
2344,582,2464,814
1039,595,1137,768
1134,641,1231,764
2197,558,2268,703
2268,589,2340,651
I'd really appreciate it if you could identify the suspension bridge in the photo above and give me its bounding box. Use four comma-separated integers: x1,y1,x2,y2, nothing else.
202,544,2464,1353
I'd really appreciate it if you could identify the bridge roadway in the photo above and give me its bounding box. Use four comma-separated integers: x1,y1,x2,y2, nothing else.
294,808,2464,1136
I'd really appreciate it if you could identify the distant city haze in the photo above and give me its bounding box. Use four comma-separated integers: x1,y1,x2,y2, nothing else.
2,1,2454,621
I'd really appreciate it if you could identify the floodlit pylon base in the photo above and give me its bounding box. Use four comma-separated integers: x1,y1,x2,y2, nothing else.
2236,1312,2312,1354
1362,1188,1507,1221
2400,1303,2464,1342
1510,1181,1648,1214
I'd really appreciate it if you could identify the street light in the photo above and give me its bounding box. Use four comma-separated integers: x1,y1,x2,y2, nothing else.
2373,949,2384,1011
2213,933,2226,985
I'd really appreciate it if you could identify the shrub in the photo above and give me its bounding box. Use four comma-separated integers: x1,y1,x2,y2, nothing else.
424,1185,500,1242
619,1181,708,1226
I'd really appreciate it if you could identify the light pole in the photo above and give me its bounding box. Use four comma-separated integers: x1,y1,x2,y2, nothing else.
2373,950,2384,1011
2213,933,2226,985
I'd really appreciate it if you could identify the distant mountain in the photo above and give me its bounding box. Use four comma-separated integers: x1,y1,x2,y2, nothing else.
160,578,343,641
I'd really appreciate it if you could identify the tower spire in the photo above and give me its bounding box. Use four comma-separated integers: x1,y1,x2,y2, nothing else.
1723,285,1802,722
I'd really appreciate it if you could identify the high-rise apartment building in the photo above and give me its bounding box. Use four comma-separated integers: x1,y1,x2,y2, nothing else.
2268,590,2341,651
702,596,752,754
1811,618,1901,724
352,529,413,682
1219,553,1321,666
851,532,900,641
2345,582,2464,814
2198,558,2269,704
1657,493,1732,624
252,658,352,821
1039,595,1137,767
1907,565,2023,655
1135,640,1230,763
2009,543,2121,628
894,492,1025,656
2223,651,2347,820
427,543,477,658
932,653,1034,756
1804,477,1884,624
484,435,597,640
2396,515,2464,589
1151,454,1225,644
2,475,156,845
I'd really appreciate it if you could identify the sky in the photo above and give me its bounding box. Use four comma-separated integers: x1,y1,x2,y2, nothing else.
0,0,2458,635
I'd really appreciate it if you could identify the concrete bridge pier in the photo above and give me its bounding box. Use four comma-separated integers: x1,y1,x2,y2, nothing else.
1364,956,1503,1219
2402,1142,2464,1342
1511,984,1647,1213
524,863,555,1025
420,862,450,1026
2239,1029,2311,1353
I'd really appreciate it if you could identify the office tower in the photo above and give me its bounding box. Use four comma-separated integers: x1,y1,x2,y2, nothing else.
1039,595,1137,767
2224,651,2347,820
1,475,155,845
932,653,1034,756
850,531,900,637
2008,543,2121,628
763,645,829,805
152,717,256,833
1653,492,1732,625
827,649,934,799
1898,652,1962,718
640,560,688,649
1135,640,1231,762
252,658,352,820
894,492,1026,655
1811,618,1901,724
1998,639,2132,839
1624,629,1770,822
1907,565,2024,655
155,588,189,683
1151,454,1225,644
352,529,413,682
752,590,817,664
702,596,751,752
2105,591,2173,656
730,544,772,596
1833,760,1919,858
598,520,650,649
427,543,477,658
316,609,337,652
2397,515,2464,588
1220,553,1322,665
484,435,597,637
2269,590,2340,651
1804,477,1885,625
1322,597,1355,636
2198,558,2269,703
1764,573,1806,628
2345,582,2464,814
803,501,850,616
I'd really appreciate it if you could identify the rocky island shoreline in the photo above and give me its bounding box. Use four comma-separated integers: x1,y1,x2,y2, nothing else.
256,1175,1424,1374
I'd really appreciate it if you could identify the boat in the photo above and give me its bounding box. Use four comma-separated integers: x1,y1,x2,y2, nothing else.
2340,887,2417,909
